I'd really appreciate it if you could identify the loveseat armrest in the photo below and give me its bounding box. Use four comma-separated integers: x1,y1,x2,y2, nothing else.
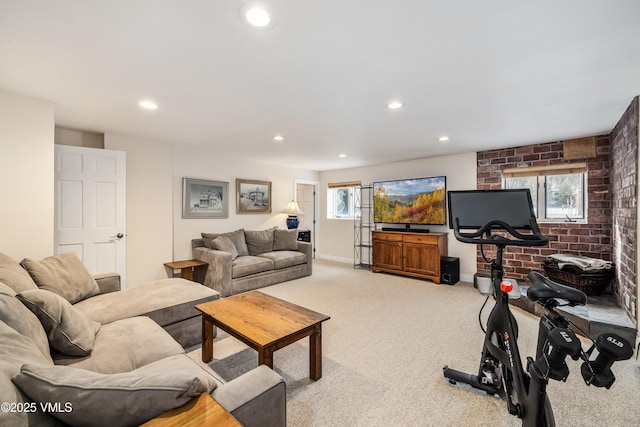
296,241,313,276
93,272,121,294
193,247,233,297
213,365,286,427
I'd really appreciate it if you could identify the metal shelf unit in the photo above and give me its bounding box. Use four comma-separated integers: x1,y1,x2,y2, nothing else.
354,184,374,269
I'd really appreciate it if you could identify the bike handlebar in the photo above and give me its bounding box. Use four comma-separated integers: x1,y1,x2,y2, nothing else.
452,218,548,247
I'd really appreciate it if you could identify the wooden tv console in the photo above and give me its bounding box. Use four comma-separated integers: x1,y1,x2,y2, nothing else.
372,231,448,283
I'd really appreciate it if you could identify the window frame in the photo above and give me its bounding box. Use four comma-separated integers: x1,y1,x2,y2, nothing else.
502,163,587,224
326,182,359,220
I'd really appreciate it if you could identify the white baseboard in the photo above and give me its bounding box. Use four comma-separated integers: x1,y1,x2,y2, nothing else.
315,254,353,265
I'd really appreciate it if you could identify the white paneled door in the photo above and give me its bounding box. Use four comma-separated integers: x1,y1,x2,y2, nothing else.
296,181,317,258
54,145,127,285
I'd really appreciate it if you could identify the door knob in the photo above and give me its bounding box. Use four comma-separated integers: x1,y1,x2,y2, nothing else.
110,233,124,239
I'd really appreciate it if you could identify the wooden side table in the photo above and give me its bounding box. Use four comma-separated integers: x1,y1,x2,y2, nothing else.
141,393,242,427
164,259,208,281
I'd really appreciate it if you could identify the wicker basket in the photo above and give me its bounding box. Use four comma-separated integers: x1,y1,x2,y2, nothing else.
542,259,614,296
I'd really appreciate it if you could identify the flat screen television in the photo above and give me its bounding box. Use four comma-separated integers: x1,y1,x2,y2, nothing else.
373,176,447,226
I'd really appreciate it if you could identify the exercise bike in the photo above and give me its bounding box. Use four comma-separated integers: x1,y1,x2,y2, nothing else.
442,189,633,427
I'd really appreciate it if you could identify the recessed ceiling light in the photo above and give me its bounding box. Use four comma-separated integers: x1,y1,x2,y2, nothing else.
438,136,450,142
273,135,284,141
239,2,275,29
387,101,403,110
139,100,157,110
338,154,347,158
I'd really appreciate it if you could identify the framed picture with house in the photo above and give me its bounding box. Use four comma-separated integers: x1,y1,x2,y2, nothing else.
182,178,229,219
236,178,271,214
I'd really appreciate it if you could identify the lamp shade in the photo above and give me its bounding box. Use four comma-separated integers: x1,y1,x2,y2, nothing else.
282,200,303,215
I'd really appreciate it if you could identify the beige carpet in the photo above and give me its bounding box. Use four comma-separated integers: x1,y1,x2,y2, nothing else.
188,260,640,426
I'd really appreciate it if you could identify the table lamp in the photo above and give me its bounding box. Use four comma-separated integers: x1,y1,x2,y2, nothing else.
283,200,304,229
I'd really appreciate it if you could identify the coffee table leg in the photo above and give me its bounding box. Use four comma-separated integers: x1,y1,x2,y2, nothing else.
202,315,214,363
310,324,322,380
258,347,274,369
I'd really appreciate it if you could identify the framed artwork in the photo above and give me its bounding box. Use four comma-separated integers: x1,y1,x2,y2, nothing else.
182,178,229,219
236,178,272,214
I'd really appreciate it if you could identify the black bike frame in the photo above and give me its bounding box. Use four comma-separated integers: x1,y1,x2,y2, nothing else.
482,243,551,425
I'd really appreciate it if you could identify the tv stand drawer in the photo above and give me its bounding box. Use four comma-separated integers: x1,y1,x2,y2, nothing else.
403,234,439,245
372,232,403,242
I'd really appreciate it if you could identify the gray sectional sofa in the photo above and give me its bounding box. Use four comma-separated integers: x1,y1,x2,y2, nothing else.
192,227,312,297
0,251,286,427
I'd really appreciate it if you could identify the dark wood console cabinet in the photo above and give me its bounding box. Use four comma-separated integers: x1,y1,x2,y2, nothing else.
372,231,448,283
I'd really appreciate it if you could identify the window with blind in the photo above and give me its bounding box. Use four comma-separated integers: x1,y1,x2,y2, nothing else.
502,163,587,221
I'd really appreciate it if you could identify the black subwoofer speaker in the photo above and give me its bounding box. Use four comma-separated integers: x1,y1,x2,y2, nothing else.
441,256,460,285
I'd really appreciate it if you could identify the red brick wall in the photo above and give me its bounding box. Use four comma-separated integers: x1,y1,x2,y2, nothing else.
476,137,612,281
610,96,638,323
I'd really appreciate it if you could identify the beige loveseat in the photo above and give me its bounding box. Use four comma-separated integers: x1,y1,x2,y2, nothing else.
0,251,285,427
192,227,312,297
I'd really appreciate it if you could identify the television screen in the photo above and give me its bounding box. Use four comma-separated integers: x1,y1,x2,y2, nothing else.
373,176,446,225
447,189,536,230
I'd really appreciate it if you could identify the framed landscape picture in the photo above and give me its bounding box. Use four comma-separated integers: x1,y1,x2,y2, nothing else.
236,179,271,214
182,178,229,219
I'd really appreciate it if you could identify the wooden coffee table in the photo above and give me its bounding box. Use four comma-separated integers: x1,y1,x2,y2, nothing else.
195,291,330,380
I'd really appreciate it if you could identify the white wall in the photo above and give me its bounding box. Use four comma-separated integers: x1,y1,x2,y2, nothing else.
0,88,55,260
318,152,478,281
61,133,319,285
172,146,320,261
105,133,174,286
0,87,479,283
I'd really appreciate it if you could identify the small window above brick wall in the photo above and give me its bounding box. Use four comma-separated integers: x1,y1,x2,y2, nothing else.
503,163,587,223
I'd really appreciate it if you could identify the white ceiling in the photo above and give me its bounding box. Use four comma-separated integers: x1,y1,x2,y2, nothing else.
1,1,639,171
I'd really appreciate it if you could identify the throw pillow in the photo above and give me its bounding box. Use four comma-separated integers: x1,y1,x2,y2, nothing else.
21,252,100,304
273,228,300,251
245,227,276,256
12,364,216,427
17,289,100,357
0,283,52,362
202,229,249,256
201,232,220,249
0,251,38,293
209,235,239,260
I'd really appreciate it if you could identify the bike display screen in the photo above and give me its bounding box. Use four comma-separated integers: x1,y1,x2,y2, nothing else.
448,189,537,230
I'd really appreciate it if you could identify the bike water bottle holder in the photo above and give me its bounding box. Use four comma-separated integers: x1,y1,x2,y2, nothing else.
476,277,522,299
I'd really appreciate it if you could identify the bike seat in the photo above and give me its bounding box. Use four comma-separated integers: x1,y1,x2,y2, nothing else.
527,271,587,306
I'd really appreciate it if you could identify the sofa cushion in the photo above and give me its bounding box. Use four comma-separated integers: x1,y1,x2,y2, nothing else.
13,359,217,427
0,283,52,362
17,289,100,357
53,316,184,373
273,228,299,250
245,228,276,256
74,278,219,326
203,229,249,256
210,235,239,260
21,252,100,304
258,251,307,270
232,256,275,279
0,251,38,293
0,320,57,427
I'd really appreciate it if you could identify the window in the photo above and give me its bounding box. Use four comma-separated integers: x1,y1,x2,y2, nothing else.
503,164,586,221
327,181,360,219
